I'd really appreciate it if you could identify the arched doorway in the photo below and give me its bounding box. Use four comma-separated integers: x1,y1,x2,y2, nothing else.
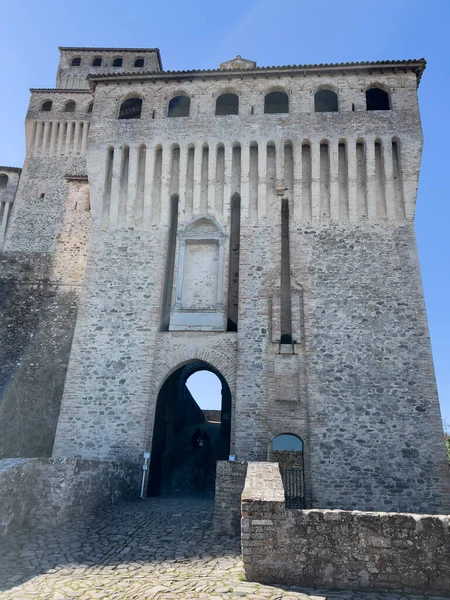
147,361,232,497
271,434,305,508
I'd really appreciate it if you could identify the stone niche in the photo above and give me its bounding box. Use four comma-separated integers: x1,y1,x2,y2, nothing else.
170,216,226,331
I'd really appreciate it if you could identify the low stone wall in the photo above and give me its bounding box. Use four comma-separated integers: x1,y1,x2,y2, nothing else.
0,457,140,538
241,462,450,595
214,460,247,535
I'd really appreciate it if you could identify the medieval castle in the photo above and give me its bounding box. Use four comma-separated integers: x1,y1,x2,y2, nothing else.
0,47,449,514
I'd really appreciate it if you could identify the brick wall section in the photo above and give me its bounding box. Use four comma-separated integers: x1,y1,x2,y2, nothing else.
0,458,140,539
213,460,247,535
241,462,450,595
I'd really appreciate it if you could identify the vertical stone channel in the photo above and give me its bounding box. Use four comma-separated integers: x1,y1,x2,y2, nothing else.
280,198,292,344
215,144,225,216
102,146,114,224
302,143,312,221
200,145,209,213
356,140,368,218
118,145,129,224
392,140,405,220
135,145,146,225
227,194,241,332
375,140,387,218
153,147,163,223
338,141,349,220
160,196,179,331
320,141,330,220
185,146,195,219
249,143,258,222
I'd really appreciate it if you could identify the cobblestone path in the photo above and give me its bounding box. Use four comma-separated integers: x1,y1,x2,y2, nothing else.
0,497,448,600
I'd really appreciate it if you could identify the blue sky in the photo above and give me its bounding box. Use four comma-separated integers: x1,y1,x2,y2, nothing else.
1,0,449,427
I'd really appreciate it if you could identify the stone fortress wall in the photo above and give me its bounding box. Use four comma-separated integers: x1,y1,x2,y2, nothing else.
1,48,449,514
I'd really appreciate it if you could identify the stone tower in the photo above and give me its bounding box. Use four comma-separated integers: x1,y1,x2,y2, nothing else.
1,48,449,513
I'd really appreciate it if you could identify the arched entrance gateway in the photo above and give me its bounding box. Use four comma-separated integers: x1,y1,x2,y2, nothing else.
147,361,232,497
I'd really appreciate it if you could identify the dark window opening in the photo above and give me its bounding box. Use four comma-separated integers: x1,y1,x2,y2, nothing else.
315,89,338,112
71,57,81,66
135,58,144,67
87,102,93,114
264,91,289,114
160,195,179,331
168,95,190,117
215,93,239,116
64,101,76,113
41,101,52,112
39,193,45,199
119,97,142,119
92,57,102,67
366,88,390,111
113,57,123,67
0,174,8,189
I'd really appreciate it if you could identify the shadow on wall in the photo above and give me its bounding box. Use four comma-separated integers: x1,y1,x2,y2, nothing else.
0,255,79,458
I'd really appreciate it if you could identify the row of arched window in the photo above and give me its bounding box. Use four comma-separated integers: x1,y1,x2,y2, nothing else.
71,56,145,68
118,88,390,119
38,87,391,117
40,100,93,114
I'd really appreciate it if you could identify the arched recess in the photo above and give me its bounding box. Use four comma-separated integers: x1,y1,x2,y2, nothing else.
168,95,190,117
314,89,338,112
170,216,226,331
64,100,76,113
264,91,289,114
0,174,8,189
41,100,52,112
147,360,233,496
366,87,390,110
118,97,142,119
216,93,239,115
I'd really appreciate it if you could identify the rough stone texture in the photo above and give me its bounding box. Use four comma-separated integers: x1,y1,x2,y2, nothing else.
241,462,450,595
2,48,449,514
2,495,448,600
213,460,248,535
0,458,139,539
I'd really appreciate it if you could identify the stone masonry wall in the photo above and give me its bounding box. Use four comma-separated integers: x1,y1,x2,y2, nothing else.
214,460,247,535
0,458,140,539
241,462,450,595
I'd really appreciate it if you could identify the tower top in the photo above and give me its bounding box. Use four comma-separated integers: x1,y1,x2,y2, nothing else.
220,55,257,70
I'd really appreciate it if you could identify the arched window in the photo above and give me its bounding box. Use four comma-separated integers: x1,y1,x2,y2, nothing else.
366,87,390,110
92,57,102,67
0,174,8,189
264,91,289,114
119,97,142,119
113,57,123,67
41,100,52,112
87,102,93,114
314,89,338,112
134,58,144,67
168,95,190,117
71,57,81,66
64,101,76,113
215,93,239,116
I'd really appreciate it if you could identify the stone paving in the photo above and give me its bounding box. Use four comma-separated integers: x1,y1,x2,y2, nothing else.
0,496,448,600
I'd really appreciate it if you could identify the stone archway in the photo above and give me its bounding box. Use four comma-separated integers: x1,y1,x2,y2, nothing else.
147,360,232,497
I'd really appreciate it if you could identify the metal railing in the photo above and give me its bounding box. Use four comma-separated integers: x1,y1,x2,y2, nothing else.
279,467,305,509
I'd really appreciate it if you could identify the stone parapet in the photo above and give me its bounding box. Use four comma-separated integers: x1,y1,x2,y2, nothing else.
214,460,248,535
0,458,140,538
241,461,450,595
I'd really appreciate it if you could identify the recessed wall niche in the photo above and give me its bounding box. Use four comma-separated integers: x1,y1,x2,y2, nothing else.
170,216,226,331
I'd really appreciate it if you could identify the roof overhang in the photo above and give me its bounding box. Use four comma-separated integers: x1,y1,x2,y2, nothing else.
86,58,426,91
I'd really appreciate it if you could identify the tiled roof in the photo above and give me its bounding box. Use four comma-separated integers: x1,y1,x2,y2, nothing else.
86,58,426,87
29,89,92,94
